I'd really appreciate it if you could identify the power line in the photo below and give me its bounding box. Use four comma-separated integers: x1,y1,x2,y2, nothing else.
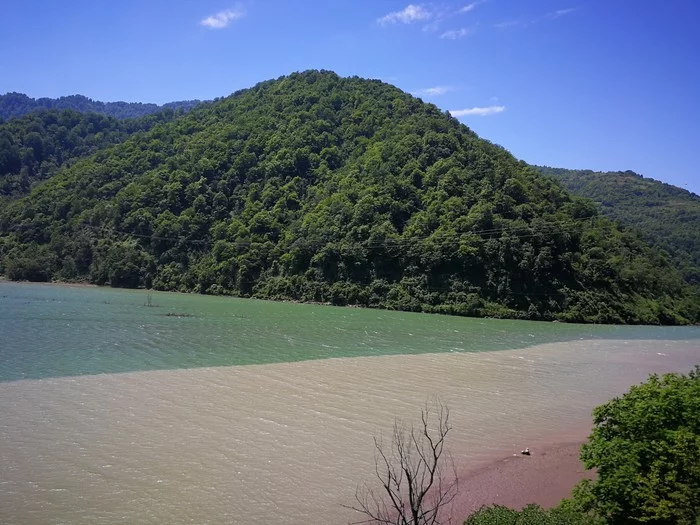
74,213,599,247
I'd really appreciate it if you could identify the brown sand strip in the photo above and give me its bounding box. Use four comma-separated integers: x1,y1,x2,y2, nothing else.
451,441,595,519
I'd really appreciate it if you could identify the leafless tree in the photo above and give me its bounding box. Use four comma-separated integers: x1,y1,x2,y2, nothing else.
346,400,459,525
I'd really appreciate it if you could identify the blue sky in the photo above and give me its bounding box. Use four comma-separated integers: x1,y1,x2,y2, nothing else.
2,1,699,193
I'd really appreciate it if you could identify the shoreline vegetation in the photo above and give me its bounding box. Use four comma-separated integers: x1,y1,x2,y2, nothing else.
4,279,700,326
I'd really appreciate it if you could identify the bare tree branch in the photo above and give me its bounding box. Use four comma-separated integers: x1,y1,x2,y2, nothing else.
344,399,459,525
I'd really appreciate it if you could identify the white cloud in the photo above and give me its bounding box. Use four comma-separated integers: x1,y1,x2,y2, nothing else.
378,4,432,26
439,27,471,39
457,0,488,14
550,7,578,18
496,6,579,29
458,3,477,13
449,105,506,117
199,8,245,29
412,85,455,97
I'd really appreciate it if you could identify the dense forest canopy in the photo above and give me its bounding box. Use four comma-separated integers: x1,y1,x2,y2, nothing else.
538,167,700,285
1,71,697,324
0,108,191,197
0,92,203,121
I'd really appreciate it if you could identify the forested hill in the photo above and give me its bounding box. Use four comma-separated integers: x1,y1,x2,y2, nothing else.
0,71,697,324
0,108,188,198
0,92,202,121
537,166,700,285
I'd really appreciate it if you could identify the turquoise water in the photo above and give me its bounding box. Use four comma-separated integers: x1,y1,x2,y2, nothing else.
2,281,699,382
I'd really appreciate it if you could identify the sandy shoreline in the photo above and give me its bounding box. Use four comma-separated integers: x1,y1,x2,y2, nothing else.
452,440,594,518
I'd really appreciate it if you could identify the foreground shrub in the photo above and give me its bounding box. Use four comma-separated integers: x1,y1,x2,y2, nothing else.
573,366,700,524
463,503,601,525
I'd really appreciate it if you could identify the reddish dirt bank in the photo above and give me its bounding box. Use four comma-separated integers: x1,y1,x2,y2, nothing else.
450,442,595,520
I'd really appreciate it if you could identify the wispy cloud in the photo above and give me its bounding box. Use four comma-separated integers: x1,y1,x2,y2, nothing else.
377,4,432,26
440,27,471,39
548,7,579,19
199,7,245,29
458,2,478,13
449,105,506,117
495,5,580,29
412,85,455,97
457,1,487,14
379,2,485,36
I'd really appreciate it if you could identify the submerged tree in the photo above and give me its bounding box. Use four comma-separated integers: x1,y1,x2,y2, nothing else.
346,400,459,525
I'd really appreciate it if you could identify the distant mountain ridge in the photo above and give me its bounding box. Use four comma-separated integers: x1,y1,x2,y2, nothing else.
537,166,700,285
0,92,203,121
0,108,187,197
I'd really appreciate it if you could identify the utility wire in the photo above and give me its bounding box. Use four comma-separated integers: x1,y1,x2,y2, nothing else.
73,213,600,247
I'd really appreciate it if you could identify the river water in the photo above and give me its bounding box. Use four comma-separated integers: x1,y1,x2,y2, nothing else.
1,282,698,524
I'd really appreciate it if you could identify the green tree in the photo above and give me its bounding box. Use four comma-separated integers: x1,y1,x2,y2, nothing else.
573,367,700,524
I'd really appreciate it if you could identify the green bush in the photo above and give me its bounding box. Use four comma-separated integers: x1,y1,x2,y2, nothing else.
573,367,700,524
463,504,600,525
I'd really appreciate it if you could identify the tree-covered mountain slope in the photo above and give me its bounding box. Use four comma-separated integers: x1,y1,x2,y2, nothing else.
0,92,202,121
0,108,189,198
0,71,696,324
537,167,700,285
